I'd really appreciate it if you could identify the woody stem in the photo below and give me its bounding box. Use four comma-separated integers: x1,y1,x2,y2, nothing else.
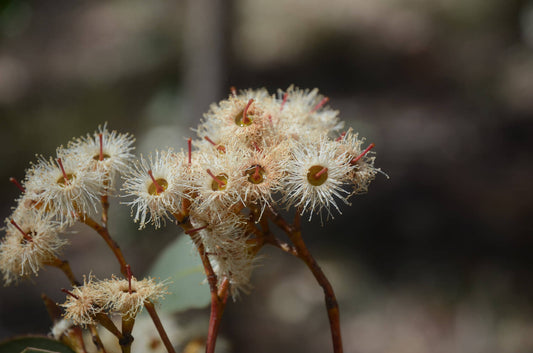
174,212,226,353
81,216,128,277
45,257,81,286
268,209,343,353
144,301,176,353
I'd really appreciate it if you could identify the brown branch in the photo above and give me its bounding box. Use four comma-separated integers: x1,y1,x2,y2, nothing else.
45,258,81,286
267,207,343,353
144,300,176,353
81,216,128,277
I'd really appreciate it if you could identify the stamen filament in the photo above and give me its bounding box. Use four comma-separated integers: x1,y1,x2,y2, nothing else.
311,97,329,113
9,177,25,193
206,169,226,188
280,92,289,111
184,225,209,235
61,288,79,300
187,138,192,165
57,158,70,185
242,99,254,125
10,220,32,242
148,170,164,195
315,167,328,179
98,133,104,161
351,143,375,164
230,86,237,97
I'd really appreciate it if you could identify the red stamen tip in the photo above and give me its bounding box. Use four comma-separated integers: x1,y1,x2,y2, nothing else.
335,131,347,142
126,264,133,294
230,86,237,97
148,170,164,194
184,225,208,235
57,158,70,185
351,143,375,164
311,97,329,113
315,167,328,179
9,177,25,193
10,219,32,242
280,92,289,111
187,138,192,165
61,288,79,300
242,99,254,124
98,133,104,161
206,169,226,188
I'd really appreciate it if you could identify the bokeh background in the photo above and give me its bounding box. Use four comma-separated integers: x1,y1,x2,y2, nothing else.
1,0,532,352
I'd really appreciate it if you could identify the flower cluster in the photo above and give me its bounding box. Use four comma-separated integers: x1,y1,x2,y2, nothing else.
123,86,380,296
61,275,168,325
0,124,135,283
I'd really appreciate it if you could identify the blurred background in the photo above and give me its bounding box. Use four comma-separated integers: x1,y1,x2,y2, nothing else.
0,0,532,352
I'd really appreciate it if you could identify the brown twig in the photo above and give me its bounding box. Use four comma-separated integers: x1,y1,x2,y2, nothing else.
144,300,176,353
45,257,81,286
81,216,128,277
267,208,343,353
88,324,107,353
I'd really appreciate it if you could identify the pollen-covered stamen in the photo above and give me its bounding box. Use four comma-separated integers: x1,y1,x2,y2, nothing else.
207,169,228,191
9,177,25,193
147,170,167,195
280,92,289,111
184,225,208,235
204,136,226,154
126,264,133,294
335,131,347,142
10,219,33,243
56,158,71,186
187,138,192,165
307,165,329,186
61,288,80,300
311,97,329,113
351,143,375,165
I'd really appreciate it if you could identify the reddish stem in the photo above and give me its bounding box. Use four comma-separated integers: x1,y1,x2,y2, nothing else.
184,225,208,235
350,143,375,165
61,288,80,300
187,138,192,165
9,177,25,193
242,98,254,125
315,167,328,179
206,169,226,188
335,132,347,142
148,170,164,194
10,220,32,242
126,264,133,294
311,97,329,113
57,158,70,185
98,133,104,161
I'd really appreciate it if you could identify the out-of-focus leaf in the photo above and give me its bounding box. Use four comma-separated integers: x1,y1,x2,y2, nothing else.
147,233,210,313
0,336,75,353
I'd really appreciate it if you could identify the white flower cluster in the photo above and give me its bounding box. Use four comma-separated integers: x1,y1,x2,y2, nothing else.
122,86,380,296
0,124,135,284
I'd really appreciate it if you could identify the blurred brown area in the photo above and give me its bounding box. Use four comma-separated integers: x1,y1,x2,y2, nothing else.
1,0,533,352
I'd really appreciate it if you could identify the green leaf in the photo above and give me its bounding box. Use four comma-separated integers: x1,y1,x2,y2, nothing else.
147,233,210,313
0,336,76,353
